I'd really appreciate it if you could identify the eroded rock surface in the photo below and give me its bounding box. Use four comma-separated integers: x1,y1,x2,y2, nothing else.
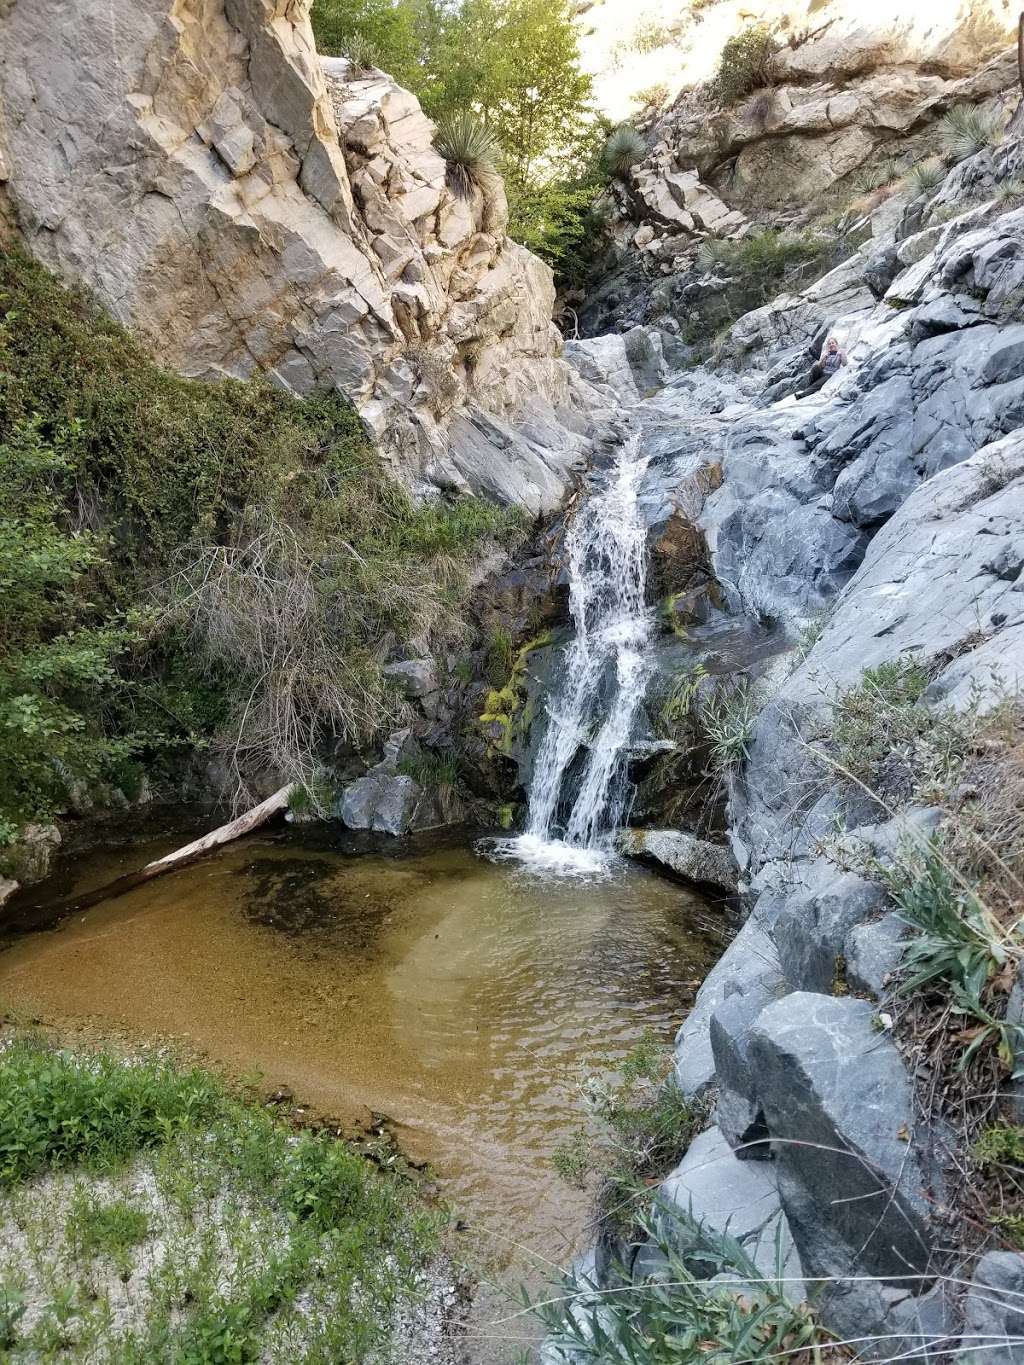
0,0,606,513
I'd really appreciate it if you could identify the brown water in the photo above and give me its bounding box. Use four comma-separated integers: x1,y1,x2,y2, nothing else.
0,824,721,1353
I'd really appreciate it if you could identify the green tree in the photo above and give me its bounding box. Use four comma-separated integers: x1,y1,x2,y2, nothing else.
0,421,141,842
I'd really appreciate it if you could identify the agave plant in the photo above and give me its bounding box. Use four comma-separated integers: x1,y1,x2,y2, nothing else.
432,110,501,199
938,103,1005,162
603,124,646,178
903,156,946,199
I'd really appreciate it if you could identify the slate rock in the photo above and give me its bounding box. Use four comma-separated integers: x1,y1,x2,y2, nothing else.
750,992,939,1285
959,1251,1024,1364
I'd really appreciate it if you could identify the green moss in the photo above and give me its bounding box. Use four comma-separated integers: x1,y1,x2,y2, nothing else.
478,630,554,757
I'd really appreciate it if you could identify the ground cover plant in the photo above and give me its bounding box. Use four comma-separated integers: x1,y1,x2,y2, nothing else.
0,1036,446,1362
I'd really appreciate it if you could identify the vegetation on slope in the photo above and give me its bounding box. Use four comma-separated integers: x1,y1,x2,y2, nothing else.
0,246,525,847
0,1036,443,1361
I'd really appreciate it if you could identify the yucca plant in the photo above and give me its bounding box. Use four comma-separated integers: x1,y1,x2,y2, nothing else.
903,156,946,198
603,124,646,178
432,111,501,199
345,32,381,74
938,103,1005,162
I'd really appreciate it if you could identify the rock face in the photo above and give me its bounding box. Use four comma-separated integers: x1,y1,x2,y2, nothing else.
580,19,1017,337
0,0,605,514
618,827,738,892
555,126,1024,1361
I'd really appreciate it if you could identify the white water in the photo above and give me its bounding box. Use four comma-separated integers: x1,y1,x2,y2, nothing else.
499,434,654,877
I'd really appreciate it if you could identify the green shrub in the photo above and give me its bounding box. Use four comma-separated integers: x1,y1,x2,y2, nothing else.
696,228,829,301
698,681,757,772
938,103,1005,162
432,109,501,198
711,23,779,106
831,659,931,790
603,124,646,178
66,1193,151,1272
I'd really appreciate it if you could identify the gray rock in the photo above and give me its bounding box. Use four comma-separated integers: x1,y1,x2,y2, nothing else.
652,1126,803,1300
337,772,421,835
709,965,789,1153
674,909,782,1098
382,658,439,700
959,1251,1024,1364
619,828,738,892
844,913,906,996
772,860,888,993
750,993,939,1285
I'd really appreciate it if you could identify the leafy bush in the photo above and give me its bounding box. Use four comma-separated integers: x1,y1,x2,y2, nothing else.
938,103,1006,161
711,23,779,106
0,1041,222,1183
0,248,526,821
603,125,646,178
883,838,1009,998
432,109,501,198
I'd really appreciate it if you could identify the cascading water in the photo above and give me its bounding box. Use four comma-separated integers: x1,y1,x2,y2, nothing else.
501,433,654,875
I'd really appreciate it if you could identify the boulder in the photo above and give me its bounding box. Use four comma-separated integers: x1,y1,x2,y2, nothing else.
749,993,940,1285
652,1126,803,1300
619,828,737,892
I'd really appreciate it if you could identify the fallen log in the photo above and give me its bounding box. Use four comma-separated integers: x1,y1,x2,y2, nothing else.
11,786,295,931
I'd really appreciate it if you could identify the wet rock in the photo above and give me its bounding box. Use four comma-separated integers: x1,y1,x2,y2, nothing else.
960,1251,1024,1363
750,993,940,1286
619,828,737,892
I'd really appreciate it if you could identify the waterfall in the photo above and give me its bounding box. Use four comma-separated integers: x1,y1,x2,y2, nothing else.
502,433,653,875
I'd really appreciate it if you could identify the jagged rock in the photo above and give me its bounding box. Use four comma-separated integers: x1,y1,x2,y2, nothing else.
651,1126,803,1298
772,859,888,993
959,1252,1024,1364
618,828,737,891
750,993,940,1285
674,909,783,1098
337,771,421,835
709,966,788,1154
0,0,605,513
382,658,439,700
5,823,61,885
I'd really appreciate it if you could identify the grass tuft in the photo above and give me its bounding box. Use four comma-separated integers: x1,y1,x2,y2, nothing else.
603,125,646,178
937,103,1005,162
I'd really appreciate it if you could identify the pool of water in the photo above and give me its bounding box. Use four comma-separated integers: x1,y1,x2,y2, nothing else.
0,822,722,1343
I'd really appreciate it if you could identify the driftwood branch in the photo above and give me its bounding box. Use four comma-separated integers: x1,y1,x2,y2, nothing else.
33,786,295,926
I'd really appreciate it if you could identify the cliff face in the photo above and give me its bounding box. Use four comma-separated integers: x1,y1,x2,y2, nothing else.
579,8,1018,336
0,0,601,514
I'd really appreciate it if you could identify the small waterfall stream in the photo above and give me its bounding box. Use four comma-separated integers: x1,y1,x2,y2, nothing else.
504,433,654,874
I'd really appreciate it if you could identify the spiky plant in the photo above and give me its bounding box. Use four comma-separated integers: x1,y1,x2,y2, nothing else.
938,103,1005,162
432,111,501,199
603,124,646,178
345,32,381,74
903,156,946,198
